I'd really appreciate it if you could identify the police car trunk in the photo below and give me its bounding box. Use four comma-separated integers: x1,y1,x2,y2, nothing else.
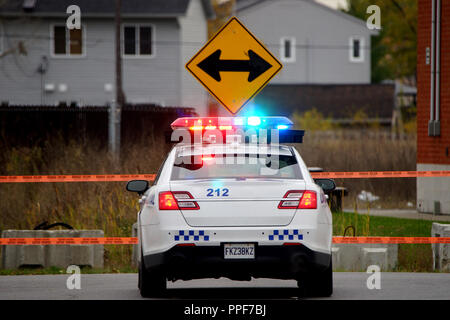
169,144,306,227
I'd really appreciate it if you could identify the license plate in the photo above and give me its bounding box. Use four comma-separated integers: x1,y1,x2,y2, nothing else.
224,243,255,259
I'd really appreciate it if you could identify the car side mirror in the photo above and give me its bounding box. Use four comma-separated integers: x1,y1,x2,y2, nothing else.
126,180,149,195
314,178,336,193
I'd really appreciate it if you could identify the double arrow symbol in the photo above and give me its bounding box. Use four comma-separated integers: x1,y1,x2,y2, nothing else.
197,49,273,82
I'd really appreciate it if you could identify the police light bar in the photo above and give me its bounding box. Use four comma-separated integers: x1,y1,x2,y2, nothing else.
168,116,304,143
171,116,294,131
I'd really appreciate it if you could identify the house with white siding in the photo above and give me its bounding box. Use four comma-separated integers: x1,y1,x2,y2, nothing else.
0,0,214,115
235,0,377,84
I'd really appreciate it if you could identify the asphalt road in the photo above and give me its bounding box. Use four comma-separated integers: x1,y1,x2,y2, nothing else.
0,272,449,300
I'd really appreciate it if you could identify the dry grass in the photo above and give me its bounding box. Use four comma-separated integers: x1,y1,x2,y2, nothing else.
297,130,416,208
0,136,167,268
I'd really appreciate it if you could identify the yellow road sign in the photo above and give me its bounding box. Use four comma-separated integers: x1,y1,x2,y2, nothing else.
186,17,283,115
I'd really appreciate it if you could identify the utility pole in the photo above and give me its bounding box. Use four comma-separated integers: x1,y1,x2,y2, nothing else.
110,0,124,160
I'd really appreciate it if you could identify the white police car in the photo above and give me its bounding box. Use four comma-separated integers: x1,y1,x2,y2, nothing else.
126,116,335,297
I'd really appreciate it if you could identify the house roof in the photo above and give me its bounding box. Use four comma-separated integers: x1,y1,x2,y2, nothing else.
236,0,378,34
250,84,395,123
0,0,215,18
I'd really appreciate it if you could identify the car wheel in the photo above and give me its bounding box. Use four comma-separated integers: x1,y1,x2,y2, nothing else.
139,253,167,298
298,261,333,297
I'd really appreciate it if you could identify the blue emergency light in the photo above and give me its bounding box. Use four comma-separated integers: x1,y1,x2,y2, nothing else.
169,116,304,143
171,116,294,130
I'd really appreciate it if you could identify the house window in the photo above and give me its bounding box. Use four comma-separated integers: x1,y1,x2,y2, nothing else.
280,37,295,63
52,25,84,56
349,36,364,62
123,25,154,57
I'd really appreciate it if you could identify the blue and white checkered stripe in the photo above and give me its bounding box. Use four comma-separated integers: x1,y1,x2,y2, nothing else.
268,230,303,241
174,230,209,242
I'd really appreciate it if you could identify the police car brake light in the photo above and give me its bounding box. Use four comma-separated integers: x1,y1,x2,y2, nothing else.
278,190,317,209
171,116,293,130
159,192,179,210
159,191,200,210
299,191,317,209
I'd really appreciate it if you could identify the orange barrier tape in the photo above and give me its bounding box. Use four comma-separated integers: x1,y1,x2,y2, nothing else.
311,171,450,179
1,171,450,183
333,237,450,244
0,237,138,245
1,237,450,245
0,174,156,183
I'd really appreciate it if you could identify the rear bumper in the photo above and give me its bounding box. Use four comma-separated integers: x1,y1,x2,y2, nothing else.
143,244,331,281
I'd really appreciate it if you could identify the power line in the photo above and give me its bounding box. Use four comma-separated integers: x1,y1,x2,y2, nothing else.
2,33,373,50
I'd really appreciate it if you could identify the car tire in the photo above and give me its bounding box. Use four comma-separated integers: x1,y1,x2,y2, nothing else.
139,253,167,298
298,261,333,297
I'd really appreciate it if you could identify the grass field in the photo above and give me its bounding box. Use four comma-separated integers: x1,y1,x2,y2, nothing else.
333,211,442,237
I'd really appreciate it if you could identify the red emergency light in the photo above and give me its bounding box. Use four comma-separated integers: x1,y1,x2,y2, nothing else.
167,117,304,144
170,116,293,131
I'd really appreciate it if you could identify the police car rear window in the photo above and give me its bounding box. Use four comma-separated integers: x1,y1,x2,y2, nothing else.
171,151,302,181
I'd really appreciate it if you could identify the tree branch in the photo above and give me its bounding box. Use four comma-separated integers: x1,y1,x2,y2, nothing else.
390,0,416,35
